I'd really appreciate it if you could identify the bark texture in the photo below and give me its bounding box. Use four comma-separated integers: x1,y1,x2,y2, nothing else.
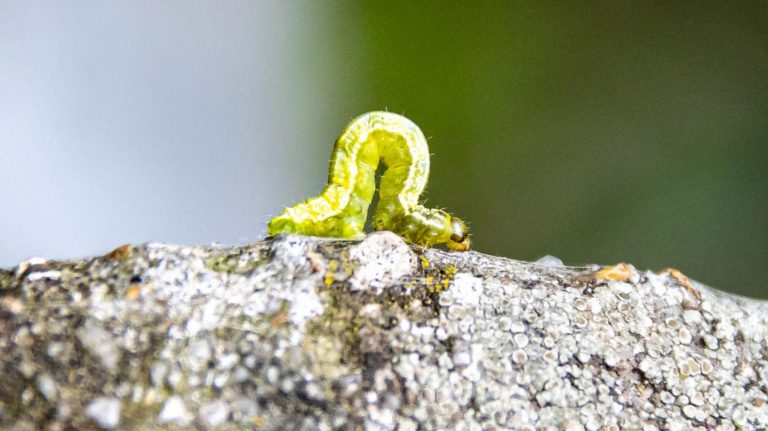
1,232,766,430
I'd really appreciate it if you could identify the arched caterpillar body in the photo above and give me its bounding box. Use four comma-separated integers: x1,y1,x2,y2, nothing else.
268,111,470,251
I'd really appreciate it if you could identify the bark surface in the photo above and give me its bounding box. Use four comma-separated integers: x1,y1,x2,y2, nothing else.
1,232,766,430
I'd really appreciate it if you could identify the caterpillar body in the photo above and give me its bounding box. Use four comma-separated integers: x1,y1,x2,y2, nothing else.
268,111,470,251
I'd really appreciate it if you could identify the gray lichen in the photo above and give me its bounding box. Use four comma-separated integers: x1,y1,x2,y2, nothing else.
0,232,766,430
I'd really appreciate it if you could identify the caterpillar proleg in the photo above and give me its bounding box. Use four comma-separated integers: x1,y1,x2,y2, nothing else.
268,112,470,251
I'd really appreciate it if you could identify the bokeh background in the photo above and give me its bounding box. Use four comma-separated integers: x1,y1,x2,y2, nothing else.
1,2,766,298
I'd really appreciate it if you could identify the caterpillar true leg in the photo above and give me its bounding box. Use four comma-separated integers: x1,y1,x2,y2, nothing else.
267,111,470,251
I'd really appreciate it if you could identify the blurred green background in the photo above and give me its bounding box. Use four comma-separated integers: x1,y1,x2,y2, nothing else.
2,2,765,299
315,2,767,298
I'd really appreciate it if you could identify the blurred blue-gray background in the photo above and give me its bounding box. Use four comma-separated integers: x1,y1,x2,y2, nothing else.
1,2,766,298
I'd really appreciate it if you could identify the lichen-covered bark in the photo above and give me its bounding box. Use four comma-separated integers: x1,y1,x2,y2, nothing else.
0,232,766,430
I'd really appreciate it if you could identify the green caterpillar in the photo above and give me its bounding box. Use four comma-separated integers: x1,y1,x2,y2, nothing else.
268,111,470,251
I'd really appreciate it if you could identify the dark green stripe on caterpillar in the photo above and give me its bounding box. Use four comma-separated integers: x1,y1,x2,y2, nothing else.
268,112,470,251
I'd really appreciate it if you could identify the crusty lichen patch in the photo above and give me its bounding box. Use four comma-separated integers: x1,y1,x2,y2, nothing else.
0,268,14,290
1,234,766,430
205,246,267,274
306,232,440,369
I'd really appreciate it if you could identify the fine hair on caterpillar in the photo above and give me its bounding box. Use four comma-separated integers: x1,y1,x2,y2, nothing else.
268,111,470,251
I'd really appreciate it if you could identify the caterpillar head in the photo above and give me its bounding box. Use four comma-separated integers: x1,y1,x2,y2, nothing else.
446,217,470,251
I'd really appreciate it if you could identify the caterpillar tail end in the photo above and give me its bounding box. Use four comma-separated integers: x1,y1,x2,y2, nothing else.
267,212,299,236
445,216,471,251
